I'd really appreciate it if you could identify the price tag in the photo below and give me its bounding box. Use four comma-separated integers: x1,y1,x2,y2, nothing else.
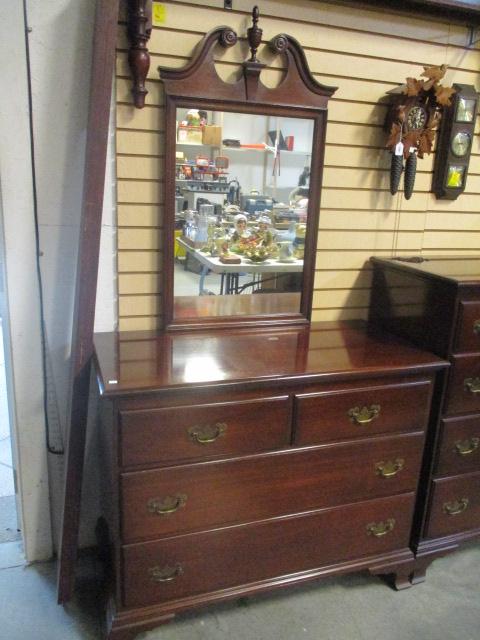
394,142,404,156
152,2,166,26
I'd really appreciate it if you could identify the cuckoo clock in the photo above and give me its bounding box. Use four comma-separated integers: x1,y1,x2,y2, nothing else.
385,65,454,199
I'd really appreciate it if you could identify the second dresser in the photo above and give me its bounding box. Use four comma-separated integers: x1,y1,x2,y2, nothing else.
370,255,480,583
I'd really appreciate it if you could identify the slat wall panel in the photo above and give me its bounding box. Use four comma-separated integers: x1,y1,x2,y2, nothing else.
115,0,480,329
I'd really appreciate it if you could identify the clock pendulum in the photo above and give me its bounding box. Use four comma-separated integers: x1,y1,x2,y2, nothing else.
390,151,403,196
404,150,417,200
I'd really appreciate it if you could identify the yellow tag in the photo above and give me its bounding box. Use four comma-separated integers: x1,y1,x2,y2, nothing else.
152,3,166,26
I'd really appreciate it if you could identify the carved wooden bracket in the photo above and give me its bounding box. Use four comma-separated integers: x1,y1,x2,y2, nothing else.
159,6,337,109
127,0,152,108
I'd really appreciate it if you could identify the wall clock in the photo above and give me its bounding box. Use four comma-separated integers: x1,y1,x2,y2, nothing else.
385,65,454,200
432,84,478,199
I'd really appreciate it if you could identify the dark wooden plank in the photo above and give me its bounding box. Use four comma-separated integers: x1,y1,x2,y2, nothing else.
57,0,120,605
336,0,480,22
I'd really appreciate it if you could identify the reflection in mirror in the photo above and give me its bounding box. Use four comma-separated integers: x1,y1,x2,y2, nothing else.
173,108,314,321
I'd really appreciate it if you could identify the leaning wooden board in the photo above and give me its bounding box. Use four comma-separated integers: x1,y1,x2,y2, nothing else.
57,0,120,604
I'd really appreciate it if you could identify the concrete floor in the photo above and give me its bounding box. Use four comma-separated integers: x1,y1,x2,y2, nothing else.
0,541,479,640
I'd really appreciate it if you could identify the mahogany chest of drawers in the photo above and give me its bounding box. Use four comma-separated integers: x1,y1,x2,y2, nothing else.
370,256,480,582
93,321,445,639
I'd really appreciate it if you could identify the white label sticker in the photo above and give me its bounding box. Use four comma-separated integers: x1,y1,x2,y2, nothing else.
395,142,404,156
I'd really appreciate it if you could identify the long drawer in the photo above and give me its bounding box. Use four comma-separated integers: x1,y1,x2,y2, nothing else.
444,355,480,415
294,379,432,446
121,433,424,542
435,415,480,477
119,396,291,467
122,492,415,608
425,472,480,539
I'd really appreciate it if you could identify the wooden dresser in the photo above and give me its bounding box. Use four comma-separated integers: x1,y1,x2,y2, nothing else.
93,321,446,639
370,256,480,582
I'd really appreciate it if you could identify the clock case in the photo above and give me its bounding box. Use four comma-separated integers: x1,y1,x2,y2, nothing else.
384,93,436,141
432,84,478,200
384,91,437,200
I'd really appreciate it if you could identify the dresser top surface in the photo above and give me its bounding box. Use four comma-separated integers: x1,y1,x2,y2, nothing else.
93,321,446,396
371,256,480,285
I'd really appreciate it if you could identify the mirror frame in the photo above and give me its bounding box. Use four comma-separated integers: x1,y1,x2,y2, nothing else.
159,10,337,330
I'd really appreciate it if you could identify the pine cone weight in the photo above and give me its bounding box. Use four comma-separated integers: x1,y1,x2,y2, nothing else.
390,153,403,195
404,151,417,200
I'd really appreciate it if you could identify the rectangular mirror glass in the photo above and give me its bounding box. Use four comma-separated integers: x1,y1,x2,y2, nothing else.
173,107,314,323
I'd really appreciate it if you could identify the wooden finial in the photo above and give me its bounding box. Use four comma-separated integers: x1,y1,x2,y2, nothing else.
127,0,152,109
247,6,262,62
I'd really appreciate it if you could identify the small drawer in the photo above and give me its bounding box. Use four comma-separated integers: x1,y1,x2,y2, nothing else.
444,355,480,416
119,396,291,467
454,300,480,354
121,433,424,543
435,415,480,477
294,379,432,446
122,492,415,608
424,472,480,539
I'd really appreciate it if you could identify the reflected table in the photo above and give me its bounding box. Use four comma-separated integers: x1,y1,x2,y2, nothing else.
177,238,303,294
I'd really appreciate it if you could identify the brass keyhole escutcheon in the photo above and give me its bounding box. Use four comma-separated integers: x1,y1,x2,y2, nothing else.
147,494,187,516
188,422,227,444
443,498,469,516
375,458,405,478
149,564,183,583
464,377,480,394
366,518,395,537
348,404,381,425
454,437,479,457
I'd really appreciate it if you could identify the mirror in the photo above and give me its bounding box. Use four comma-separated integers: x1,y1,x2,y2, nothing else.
159,14,337,329
173,107,315,323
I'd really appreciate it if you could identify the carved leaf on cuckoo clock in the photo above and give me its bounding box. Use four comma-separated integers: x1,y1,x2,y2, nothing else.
405,77,424,97
435,84,456,106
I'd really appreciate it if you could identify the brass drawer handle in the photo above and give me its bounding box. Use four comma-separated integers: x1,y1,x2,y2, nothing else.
149,564,183,583
366,518,395,537
464,378,480,394
188,422,227,444
454,437,480,456
147,494,187,516
473,320,480,335
375,458,405,478
348,404,381,425
443,498,469,516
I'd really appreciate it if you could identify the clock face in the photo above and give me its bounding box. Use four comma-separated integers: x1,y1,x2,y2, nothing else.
406,105,427,131
451,131,471,157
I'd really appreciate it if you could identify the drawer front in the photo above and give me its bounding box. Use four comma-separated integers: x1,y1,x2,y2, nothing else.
122,492,415,608
454,300,480,354
425,472,480,539
121,433,424,542
294,379,432,446
435,415,480,477
445,355,480,415
119,396,291,467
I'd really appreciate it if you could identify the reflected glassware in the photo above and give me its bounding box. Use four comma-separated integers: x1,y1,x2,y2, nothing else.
278,241,295,262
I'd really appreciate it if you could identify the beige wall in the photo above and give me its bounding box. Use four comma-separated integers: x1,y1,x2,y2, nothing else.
115,0,480,330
